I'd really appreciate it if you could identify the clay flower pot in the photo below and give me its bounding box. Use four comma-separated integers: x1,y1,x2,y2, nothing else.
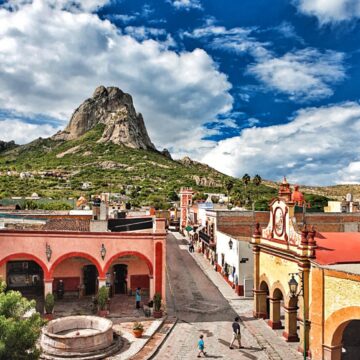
133,329,143,338
97,309,108,317
153,310,163,319
44,313,54,321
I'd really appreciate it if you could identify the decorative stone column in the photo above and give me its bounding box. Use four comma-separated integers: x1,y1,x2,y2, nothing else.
323,344,342,360
98,277,106,288
283,306,299,342
253,289,268,319
44,279,53,297
298,266,310,354
268,299,282,329
149,275,154,299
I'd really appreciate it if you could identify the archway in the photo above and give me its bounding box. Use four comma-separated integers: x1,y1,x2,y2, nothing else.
49,253,103,298
104,251,153,299
0,253,49,279
257,280,270,319
341,320,360,359
324,306,360,360
268,288,284,329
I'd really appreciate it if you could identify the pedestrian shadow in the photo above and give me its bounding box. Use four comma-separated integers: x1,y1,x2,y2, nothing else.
202,355,223,359
217,339,263,360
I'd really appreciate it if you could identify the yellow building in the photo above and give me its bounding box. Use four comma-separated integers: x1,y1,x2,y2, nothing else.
251,178,360,360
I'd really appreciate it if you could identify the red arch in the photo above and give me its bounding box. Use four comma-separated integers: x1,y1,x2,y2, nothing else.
49,252,104,278
104,251,153,275
0,253,50,280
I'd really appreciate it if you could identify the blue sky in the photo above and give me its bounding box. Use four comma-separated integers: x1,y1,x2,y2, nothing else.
1,0,360,185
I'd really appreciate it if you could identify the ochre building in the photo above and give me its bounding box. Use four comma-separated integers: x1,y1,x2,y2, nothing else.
251,179,360,360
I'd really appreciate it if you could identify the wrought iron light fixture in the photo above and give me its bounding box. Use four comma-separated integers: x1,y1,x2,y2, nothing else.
228,238,233,249
100,243,106,260
46,243,52,262
288,274,299,297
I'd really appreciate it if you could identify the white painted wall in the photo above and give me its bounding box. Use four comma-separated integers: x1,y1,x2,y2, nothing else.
216,231,253,292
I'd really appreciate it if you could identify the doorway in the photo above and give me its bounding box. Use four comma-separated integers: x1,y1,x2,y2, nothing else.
342,320,360,359
83,265,98,295
7,260,44,296
113,264,128,294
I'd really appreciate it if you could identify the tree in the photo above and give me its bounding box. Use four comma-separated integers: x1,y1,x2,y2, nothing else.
224,178,235,205
0,282,44,359
242,174,251,206
242,174,251,186
252,174,262,210
253,174,262,187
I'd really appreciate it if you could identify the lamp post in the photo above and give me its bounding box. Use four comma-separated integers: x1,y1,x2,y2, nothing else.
288,272,306,360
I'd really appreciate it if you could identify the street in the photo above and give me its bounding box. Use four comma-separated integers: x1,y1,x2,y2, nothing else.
154,233,269,360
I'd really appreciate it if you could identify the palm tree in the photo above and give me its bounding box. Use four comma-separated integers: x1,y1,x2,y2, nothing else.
253,174,262,187
242,174,251,206
252,174,262,210
224,178,235,206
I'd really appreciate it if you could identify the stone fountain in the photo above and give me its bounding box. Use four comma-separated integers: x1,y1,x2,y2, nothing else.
40,316,122,359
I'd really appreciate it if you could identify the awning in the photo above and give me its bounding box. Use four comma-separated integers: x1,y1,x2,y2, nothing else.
196,226,204,233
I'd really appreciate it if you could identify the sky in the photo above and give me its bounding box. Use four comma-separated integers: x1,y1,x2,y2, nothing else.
0,0,360,185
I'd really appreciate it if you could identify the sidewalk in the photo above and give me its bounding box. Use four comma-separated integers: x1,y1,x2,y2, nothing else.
187,243,303,360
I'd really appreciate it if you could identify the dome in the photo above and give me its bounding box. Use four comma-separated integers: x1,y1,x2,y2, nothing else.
291,185,304,204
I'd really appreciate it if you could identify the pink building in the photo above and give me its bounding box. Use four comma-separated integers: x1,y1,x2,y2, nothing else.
0,217,166,302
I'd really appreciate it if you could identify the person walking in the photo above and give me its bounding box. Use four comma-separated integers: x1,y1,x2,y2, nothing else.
229,316,243,349
135,287,141,309
197,334,206,358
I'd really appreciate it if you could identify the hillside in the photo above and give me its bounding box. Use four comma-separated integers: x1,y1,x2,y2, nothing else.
0,123,234,206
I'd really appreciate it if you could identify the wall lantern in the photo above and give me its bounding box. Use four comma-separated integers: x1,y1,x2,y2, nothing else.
228,238,233,250
288,274,299,297
100,243,106,260
45,243,52,262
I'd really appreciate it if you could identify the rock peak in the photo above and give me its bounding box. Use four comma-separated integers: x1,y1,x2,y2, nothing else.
53,86,155,150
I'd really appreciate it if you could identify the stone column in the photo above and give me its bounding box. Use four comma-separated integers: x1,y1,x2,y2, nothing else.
44,279,53,298
98,277,106,288
149,275,154,299
323,344,342,360
268,299,282,329
283,306,299,342
253,290,268,319
252,245,260,316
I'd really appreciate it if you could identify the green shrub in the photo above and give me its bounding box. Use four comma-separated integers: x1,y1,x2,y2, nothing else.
44,293,55,314
97,286,109,311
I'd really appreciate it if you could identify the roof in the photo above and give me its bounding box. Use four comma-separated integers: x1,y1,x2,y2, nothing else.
43,219,90,232
314,232,360,265
322,263,360,276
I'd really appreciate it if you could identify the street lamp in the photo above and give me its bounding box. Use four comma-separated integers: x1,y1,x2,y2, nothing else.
45,243,52,262
100,244,106,260
288,272,306,360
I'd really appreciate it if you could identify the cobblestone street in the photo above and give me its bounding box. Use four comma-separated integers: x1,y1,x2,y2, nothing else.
154,233,269,360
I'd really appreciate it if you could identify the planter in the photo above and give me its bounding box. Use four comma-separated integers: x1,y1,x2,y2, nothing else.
97,309,108,317
44,313,54,321
153,310,163,319
133,329,143,338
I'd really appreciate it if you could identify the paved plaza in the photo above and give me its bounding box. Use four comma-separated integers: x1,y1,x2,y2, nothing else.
154,233,269,360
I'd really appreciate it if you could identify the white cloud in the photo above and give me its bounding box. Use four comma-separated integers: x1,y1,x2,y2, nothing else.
169,0,203,10
338,162,360,184
5,0,110,12
0,0,232,156
248,48,346,101
0,119,62,144
202,102,360,185
294,0,360,24
183,25,270,60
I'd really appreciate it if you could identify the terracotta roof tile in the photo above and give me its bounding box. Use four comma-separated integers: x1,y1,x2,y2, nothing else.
43,219,90,232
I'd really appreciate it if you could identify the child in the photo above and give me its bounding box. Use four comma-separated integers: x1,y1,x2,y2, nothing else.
197,334,206,358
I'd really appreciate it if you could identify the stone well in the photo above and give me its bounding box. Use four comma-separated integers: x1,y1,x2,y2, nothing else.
41,316,122,360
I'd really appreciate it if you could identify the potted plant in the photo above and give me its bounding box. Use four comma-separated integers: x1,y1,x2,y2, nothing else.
153,292,163,318
44,293,55,320
132,322,144,338
97,286,109,317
